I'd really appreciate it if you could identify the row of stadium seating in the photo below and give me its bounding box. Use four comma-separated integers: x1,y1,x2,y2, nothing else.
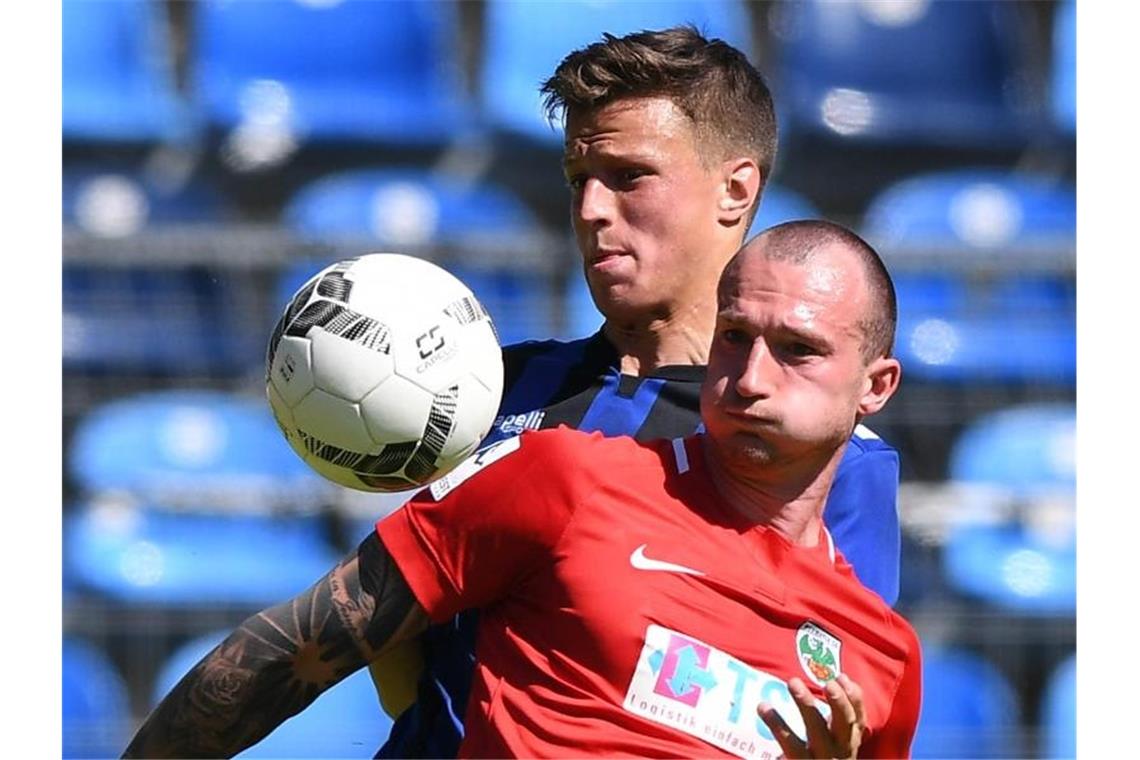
63,631,1075,760
61,272,1075,451
63,0,1075,152
64,164,1076,384
63,390,1074,613
63,161,1077,252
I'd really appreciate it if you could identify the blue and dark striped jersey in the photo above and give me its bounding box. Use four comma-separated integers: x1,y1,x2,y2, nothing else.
376,330,901,758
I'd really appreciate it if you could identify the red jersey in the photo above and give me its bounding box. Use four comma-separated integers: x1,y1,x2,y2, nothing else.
377,427,921,759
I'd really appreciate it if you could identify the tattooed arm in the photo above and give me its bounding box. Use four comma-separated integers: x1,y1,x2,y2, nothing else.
122,533,428,759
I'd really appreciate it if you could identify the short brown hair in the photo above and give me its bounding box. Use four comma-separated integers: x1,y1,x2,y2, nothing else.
746,220,898,362
540,25,777,185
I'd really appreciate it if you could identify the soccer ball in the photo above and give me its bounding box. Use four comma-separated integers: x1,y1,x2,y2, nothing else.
266,254,504,492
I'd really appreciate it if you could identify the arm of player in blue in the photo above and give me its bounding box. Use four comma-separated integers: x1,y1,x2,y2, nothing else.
822,432,901,607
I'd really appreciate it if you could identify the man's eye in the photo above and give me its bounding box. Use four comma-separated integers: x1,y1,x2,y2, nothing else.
619,169,647,184
721,328,749,345
787,342,818,357
566,175,586,191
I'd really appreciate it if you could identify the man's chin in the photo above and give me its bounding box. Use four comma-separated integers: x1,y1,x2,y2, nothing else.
596,293,670,329
719,433,780,468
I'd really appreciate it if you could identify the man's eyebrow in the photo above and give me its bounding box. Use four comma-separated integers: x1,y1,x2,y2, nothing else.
562,147,656,168
717,310,832,346
782,325,832,347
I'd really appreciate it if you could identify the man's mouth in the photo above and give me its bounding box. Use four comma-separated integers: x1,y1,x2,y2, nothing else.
590,248,627,264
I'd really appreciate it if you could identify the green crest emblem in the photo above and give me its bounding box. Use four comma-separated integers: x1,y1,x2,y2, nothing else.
796,621,842,686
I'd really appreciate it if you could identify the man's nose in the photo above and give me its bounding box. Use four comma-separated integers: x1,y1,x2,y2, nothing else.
734,341,776,399
576,177,615,227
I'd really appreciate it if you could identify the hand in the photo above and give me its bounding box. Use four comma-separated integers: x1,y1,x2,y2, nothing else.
757,674,866,759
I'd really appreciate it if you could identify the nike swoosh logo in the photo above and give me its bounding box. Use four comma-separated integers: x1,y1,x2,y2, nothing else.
630,544,705,576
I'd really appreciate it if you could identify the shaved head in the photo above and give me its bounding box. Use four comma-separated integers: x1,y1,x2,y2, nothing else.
724,221,897,362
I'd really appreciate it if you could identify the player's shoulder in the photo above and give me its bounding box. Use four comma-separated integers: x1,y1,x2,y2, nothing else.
843,423,897,457
517,424,640,456
426,426,604,502
830,555,918,655
517,425,665,474
878,601,923,672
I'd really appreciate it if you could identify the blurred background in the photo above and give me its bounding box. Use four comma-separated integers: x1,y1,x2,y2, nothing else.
61,0,1076,757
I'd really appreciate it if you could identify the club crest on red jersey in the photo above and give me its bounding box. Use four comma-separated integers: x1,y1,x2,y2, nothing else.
796,622,841,686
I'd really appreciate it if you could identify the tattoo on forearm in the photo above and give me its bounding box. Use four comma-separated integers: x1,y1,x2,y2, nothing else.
123,534,423,759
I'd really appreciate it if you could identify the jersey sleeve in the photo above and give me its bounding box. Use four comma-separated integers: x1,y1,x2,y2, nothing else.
860,619,922,759
375,431,580,623
824,447,901,605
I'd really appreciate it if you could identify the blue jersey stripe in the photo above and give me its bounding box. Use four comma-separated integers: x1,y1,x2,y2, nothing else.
434,677,465,738
577,373,668,437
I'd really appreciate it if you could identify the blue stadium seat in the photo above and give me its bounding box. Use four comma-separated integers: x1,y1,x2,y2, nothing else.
63,164,228,232
63,0,189,144
912,645,1020,758
1052,0,1076,136
892,272,971,317
1040,654,1077,759
63,265,259,374
282,169,554,345
942,522,1075,615
942,404,1076,614
63,637,132,759
480,0,753,144
862,170,1076,254
70,390,327,507
864,170,1076,384
65,505,341,606
284,169,542,249
984,274,1075,317
950,404,1075,496
66,391,338,606
893,312,1075,384
773,0,1037,147
154,631,392,758
192,0,474,146
892,268,1076,383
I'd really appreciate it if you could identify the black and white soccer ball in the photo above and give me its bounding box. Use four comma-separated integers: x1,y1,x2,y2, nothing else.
266,254,504,492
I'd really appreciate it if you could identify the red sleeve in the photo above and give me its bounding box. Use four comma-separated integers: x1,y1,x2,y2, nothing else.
861,619,923,759
376,430,582,623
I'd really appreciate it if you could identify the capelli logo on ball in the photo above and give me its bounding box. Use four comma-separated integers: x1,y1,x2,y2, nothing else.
414,325,458,372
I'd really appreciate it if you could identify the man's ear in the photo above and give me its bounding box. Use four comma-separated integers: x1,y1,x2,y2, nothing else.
718,158,762,225
858,356,902,417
